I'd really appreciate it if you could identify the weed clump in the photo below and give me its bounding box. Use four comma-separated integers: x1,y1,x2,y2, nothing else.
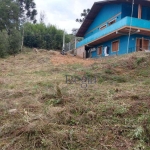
135,57,146,66
105,69,114,74
122,56,137,69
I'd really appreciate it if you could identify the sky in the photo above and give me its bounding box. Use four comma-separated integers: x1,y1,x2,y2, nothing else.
34,0,97,34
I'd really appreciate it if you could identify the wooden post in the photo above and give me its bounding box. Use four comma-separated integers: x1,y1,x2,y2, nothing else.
142,37,144,51
138,4,142,19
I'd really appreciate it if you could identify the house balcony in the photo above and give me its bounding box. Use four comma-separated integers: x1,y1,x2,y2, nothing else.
76,16,150,48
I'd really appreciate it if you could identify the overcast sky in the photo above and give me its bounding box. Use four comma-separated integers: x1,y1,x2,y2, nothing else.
34,0,97,34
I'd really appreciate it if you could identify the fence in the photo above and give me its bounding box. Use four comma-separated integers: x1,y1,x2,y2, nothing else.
128,46,150,53
64,41,75,52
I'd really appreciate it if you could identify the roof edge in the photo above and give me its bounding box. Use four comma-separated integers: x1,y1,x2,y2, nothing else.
76,0,150,37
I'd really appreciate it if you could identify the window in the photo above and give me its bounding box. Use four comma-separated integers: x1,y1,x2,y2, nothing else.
97,46,103,55
100,25,106,30
108,19,116,26
112,40,119,52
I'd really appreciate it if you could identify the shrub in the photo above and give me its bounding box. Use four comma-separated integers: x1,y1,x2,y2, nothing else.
8,29,21,56
0,30,9,58
136,57,146,66
105,69,114,74
111,75,127,83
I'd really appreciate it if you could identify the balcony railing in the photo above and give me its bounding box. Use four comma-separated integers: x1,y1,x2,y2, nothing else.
77,17,150,48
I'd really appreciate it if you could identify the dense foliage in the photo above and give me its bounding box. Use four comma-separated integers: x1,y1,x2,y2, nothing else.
8,29,21,56
0,0,19,32
0,29,22,58
0,31,9,58
0,0,37,58
0,0,70,58
23,23,71,50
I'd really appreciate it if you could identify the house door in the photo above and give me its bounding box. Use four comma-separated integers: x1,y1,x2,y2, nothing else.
98,46,103,56
142,39,149,50
136,38,142,51
136,38,149,51
86,50,90,58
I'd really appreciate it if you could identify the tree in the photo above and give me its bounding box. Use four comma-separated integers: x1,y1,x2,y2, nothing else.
23,23,71,50
40,11,46,24
0,30,9,58
76,9,90,24
8,29,21,56
17,0,38,51
0,0,20,31
17,0,37,24
0,0,37,58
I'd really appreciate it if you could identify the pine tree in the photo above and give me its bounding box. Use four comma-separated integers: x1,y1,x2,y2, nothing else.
0,0,19,31
17,0,37,24
76,9,90,24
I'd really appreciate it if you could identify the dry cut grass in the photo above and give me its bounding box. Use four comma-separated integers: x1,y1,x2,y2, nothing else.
0,49,150,150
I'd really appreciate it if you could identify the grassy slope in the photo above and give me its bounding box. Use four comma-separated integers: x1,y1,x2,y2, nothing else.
0,50,150,150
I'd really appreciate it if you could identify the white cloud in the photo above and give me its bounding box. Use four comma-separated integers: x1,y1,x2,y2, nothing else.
34,0,96,34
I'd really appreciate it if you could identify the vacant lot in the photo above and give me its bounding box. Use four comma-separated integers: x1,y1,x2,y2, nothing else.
0,50,150,150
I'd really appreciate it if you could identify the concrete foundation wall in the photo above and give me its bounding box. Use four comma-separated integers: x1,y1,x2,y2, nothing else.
75,46,85,58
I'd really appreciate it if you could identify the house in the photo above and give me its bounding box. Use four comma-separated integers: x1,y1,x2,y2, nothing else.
75,0,150,58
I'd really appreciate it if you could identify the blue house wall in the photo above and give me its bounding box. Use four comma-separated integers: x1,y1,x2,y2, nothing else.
91,34,150,58
142,6,150,20
76,2,150,58
83,3,150,39
85,4,122,38
121,3,138,18
122,4,150,20
77,17,150,48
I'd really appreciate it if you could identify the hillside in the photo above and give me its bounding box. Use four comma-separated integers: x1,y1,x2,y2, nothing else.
0,50,150,150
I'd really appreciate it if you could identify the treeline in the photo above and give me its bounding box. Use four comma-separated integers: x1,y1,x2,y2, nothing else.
0,0,71,58
24,23,70,50
0,0,37,58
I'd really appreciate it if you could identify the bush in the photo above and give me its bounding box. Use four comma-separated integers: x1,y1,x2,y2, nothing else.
105,69,114,74
136,57,146,66
111,75,127,83
8,29,21,56
0,30,9,58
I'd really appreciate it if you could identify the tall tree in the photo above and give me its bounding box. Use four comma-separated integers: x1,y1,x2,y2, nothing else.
17,0,37,51
76,9,90,24
39,11,46,24
0,0,24,57
17,0,37,24
0,0,19,31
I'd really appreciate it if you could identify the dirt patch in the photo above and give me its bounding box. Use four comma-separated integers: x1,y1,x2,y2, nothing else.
50,51,99,66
